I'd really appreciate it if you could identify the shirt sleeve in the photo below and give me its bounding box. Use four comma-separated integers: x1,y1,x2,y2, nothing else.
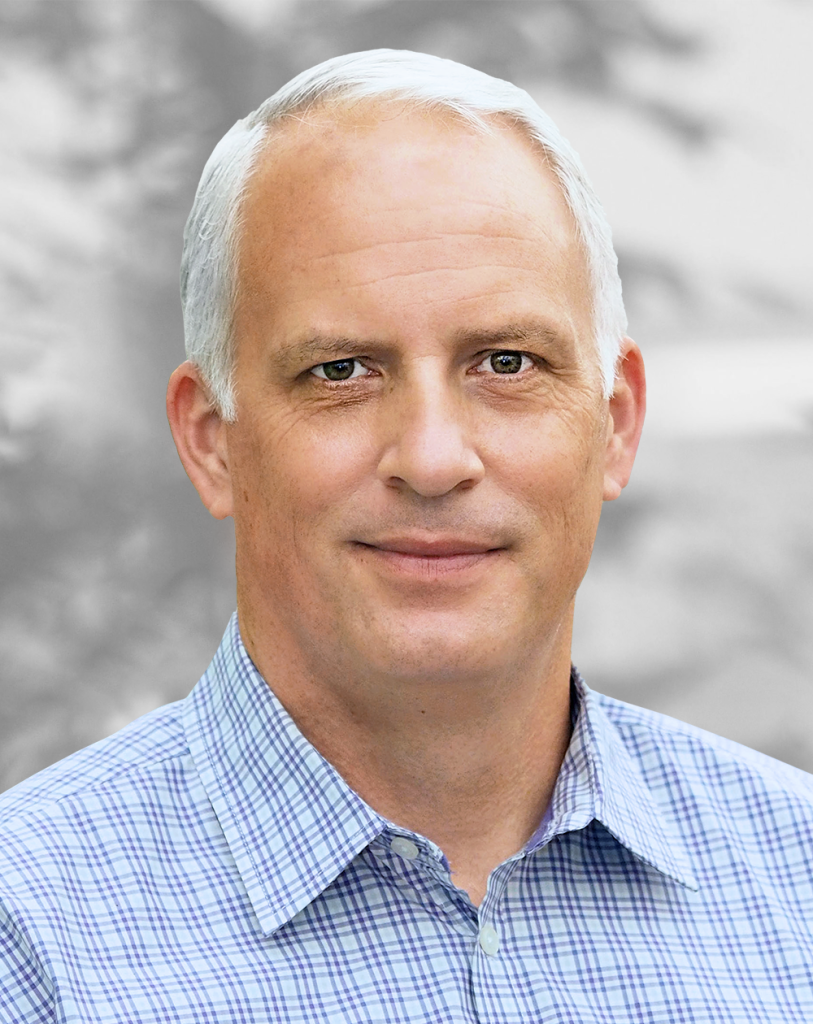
0,900,57,1024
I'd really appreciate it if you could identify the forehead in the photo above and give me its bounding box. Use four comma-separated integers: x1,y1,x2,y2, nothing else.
241,101,579,248
234,101,593,352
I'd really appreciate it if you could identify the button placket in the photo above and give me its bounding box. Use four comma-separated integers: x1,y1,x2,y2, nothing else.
367,836,478,941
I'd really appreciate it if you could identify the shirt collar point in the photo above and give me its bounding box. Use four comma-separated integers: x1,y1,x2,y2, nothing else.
569,673,701,893
184,614,389,938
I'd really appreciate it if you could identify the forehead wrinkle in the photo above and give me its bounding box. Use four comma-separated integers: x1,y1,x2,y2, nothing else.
337,261,549,291
339,197,555,232
308,232,541,265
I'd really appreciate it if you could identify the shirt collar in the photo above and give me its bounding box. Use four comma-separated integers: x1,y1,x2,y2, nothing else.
183,613,387,935
184,617,697,937
527,669,698,891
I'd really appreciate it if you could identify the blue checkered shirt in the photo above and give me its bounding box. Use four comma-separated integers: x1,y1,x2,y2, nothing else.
2,613,813,1022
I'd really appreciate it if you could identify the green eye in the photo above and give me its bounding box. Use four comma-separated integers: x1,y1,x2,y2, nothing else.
490,352,525,374
314,359,359,381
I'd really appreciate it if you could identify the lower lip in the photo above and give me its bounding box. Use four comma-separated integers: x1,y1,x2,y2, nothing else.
355,545,498,579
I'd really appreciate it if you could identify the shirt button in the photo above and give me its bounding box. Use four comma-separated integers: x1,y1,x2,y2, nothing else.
391,837,419,861
478,924,500,956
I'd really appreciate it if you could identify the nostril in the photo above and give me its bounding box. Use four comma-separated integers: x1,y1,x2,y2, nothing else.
377,445,485,498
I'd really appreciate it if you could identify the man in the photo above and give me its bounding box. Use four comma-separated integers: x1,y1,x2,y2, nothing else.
1,50,812,1023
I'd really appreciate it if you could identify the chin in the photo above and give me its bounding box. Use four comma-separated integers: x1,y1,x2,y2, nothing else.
354,612,514,683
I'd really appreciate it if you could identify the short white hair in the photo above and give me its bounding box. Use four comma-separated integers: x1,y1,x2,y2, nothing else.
181,49,627,420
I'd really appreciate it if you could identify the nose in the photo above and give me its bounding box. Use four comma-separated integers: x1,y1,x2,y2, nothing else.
376,363,485,497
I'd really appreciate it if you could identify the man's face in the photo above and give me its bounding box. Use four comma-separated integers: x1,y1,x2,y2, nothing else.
226,107,611,685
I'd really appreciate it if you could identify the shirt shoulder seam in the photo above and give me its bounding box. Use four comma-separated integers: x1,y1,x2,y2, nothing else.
0,744,191,832
594,690,813,793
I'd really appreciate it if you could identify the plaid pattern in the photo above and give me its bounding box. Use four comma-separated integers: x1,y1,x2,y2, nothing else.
2,612,813,1022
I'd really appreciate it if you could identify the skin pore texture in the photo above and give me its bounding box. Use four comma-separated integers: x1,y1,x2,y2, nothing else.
167,104,646,905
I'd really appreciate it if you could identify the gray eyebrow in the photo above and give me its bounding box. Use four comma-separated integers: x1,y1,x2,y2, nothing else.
452,319,576,356
270,334,393,372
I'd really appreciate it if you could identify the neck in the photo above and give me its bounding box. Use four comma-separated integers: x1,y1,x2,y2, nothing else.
239,605,574,906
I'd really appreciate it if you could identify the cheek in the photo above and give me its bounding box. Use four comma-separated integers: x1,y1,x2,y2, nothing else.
233,405,377,540
488,402,606,516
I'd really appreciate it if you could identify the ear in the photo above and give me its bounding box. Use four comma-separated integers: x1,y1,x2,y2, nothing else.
603,337,646,502
166,361,234,519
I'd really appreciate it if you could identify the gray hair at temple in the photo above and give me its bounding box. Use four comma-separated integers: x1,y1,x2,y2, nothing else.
180,49,627,421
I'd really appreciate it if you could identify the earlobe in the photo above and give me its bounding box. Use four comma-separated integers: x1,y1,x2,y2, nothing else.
166,361,235,519
602,338,646,502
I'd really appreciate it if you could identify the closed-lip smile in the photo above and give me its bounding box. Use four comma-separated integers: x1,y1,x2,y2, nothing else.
358,533,503,555
353,535,505,577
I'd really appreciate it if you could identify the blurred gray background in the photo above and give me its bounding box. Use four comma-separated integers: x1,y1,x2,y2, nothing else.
1,0,812,791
